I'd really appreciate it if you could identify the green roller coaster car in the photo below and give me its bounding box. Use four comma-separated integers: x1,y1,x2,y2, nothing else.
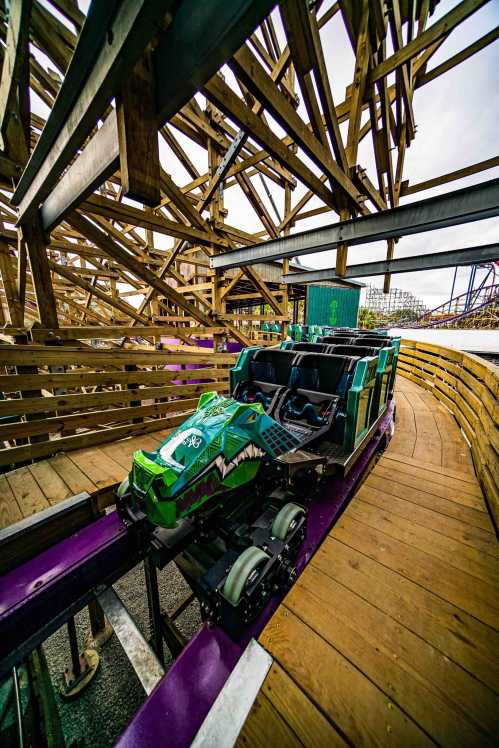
119,391,299,530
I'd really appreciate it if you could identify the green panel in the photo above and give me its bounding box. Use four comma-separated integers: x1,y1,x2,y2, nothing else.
306,285,360,328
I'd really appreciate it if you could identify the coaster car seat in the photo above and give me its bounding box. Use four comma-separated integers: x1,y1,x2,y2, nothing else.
289,342,331,353
316,335,357,345
234,348,296,414
274,353,359,447
352,337,391,348
327,344,380,357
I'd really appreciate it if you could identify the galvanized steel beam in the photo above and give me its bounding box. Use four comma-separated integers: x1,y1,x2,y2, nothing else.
281,243,499,283
210,180,499,270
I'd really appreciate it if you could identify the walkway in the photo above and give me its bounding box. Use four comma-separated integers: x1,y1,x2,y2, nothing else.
0,429,173,528
237,376,499,747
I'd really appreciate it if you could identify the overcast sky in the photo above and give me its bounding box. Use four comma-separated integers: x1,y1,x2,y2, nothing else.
37,0,499,310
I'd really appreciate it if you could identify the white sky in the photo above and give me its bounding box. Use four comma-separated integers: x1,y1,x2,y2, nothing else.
36,0,499,310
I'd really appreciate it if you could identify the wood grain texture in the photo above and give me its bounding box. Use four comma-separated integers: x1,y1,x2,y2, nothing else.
245,377,499,747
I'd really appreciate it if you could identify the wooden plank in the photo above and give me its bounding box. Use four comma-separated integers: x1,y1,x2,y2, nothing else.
348,495,499,582
6,465,51,518
28,461,72,505
0,411,189,467
116,52,160,206
316,538,499,692
259,606,433,746
47,452,97,495
67,448,128,490
235,690,303,748
0,381,228,418
0,396,203,441
256,662,347,748
385,451,477,482
379,456,483,498
0,344,237,366
0,367,229,392
374,463,486,512
100,436,158,471
0,474,23,529
358,482,498,557
332,515,499,629
293,563,499,744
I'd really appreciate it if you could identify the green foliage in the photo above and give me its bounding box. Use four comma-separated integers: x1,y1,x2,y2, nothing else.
358,307,378,329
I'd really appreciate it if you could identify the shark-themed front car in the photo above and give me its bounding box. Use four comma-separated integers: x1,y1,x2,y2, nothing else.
117,391,307,635
119,391,300,530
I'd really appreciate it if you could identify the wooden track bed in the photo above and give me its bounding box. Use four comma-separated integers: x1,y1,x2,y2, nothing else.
237,376,499,748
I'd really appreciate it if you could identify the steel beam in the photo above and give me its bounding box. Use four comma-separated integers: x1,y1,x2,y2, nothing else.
12,0,276,229
282,243,499,283
98,586,165,696
210,180,499,270
13,0,175,217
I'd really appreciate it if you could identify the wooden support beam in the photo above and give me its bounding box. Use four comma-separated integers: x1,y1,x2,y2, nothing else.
21,214,58,328
401,156,499,196
203,74,338,211
116,52,160,207
230,45,365,211
67,212,217,328
370,0,489,83
415,25,499,87
48,259,149,324
279,0,329,150
0,0,31,152
82,194,228,250
0,240,24,326
383,237,396,293
241,266,283,316
346,0,370,168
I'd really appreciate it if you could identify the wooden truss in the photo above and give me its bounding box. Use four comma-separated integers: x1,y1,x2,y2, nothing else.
0,0,496,347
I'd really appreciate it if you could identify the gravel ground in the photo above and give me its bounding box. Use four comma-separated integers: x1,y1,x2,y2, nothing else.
43,561,202,748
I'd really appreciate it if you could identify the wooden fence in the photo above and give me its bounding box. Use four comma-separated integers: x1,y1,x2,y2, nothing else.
398,339,499,527
0,344,236,468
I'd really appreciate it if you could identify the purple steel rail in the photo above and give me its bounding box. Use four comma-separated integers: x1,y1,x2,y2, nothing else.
0,512,143,674
116,401,394,748
401,283,499,328
424,292,499,327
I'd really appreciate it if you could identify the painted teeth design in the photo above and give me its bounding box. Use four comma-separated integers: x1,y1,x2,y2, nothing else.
214,444,264,479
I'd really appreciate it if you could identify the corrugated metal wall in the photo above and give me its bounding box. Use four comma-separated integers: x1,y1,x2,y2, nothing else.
306,284,360,327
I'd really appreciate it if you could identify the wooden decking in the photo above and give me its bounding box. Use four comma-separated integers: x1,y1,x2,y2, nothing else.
237,376,499,747
0,428,174,529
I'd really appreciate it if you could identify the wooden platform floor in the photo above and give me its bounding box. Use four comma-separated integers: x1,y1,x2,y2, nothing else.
238,376,499,748
0,428,174,529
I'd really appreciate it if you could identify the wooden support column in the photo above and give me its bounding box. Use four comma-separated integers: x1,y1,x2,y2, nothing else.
116,52,160,207
207,108,226,352
383,238,397,294
335,208,350,277
281,183,292,339
21,213,59,328
0,239,24,326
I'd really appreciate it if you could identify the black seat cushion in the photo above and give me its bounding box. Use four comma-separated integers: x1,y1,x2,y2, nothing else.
291,342,330,353
328,344,379,357
352,337,391,348
251,348,295,385
317,335,356,345
238,348,296,412
291,353,359,397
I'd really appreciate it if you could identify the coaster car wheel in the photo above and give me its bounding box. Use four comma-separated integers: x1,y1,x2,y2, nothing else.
222,546,270,606
271,502,305,541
